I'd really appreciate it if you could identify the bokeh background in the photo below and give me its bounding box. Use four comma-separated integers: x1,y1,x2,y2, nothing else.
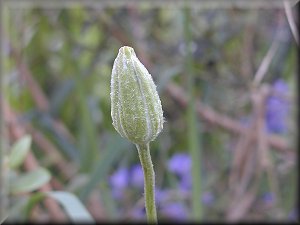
1,0,298,223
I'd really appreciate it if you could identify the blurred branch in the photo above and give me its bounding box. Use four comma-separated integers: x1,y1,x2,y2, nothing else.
165,82,294,156
227,86,270,221
86,191,106,221
115,11,292,157
10,47,49,111
254,86,271,169
253,9,292,86
226,183,259,221
283,0,299,45
5,100,99,221
228,122,256,194
9,44,76,143
24,123,78,179
128,21,292,155
98,11,131,46
227,103,260,220
253,85,280,205
253,38,279,86
241,23,255,79
8,44,80,162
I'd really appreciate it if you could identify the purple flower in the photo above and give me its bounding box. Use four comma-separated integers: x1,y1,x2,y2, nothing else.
288,208,298,221
155,188,169,204
261,192,275,204
131,207,145,220
110,167,129,198
167,153,191,177
202,191,214,206
179,173,192,191
130,164,144,188
273,79,289,93
110,167,129,189
265,79,289,134
160,202,188,220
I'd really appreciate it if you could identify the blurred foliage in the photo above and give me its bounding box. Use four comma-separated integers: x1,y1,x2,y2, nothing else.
2,2,298,222
3,135,93,223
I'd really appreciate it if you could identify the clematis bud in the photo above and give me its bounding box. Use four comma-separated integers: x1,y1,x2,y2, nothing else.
110,46,163,145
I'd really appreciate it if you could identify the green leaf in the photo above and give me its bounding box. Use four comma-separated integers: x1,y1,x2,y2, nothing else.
0,215,8,224
46,191,95,223
9,135,32,169
79,134,130,201
7,191,94,223
24,192,46,218
77,24,101,48
10,168,51,195
5,196,30,222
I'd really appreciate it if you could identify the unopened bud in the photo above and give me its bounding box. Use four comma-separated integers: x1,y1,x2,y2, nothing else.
110,46,163,145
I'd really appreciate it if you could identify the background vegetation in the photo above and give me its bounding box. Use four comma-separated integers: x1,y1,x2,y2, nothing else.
1,1,298,222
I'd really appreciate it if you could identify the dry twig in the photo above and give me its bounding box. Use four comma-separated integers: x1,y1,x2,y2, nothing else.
165,82,294,156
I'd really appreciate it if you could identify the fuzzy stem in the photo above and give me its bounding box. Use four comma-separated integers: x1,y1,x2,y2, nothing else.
136,143,157,224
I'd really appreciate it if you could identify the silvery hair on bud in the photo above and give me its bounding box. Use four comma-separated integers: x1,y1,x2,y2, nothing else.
110,46,164,145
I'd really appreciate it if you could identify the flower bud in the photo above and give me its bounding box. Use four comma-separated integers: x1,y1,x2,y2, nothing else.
110,46,163,145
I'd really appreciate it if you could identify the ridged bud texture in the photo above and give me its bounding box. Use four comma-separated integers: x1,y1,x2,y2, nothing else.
111,46,163,145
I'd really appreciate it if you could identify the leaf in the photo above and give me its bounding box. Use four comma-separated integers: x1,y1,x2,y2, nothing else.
24,192,46,218
38,115,80,163
46,191,95,223
7,192,94,223
10,168,51,195
77,24,101,48
5,196,30,222
0,215,8,224
79,133,130,201
9,135,32,169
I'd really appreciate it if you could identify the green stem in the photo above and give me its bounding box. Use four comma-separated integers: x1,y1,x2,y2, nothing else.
136,143,157,224
183,6,203,221
0,4,9,221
